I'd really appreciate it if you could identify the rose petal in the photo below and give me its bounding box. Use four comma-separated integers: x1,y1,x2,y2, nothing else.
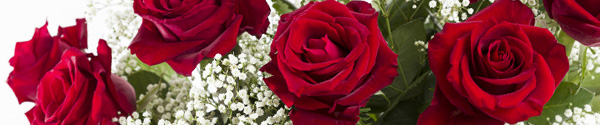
168,15,243,76
289,109,357,125
417,87,504,125
57,18,87,49
235,0,270,36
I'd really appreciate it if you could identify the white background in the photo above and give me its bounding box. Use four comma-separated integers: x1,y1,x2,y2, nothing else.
0,0,107,124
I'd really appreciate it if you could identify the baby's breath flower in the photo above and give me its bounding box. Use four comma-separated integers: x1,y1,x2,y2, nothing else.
429,1,437,8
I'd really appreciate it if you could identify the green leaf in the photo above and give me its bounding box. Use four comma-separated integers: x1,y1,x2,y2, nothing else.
127,70,162,98
360,108,372,113
557,30,575,57
136,82,163,112
379,0,431,39
370,19,427,106
527,82,595,124
591,95,600,112
368,20,428,125
376,71,434,124
135,58,177,81
337,0,352,4
272,0,295,15
379,98,425,125
368,113,379,121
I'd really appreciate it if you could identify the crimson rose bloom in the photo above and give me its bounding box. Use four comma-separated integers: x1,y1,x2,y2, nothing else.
261,1,398,124
130,0,270,76
418,0,569,124
8,19,87,104
32,40,136,124
543,0,600,47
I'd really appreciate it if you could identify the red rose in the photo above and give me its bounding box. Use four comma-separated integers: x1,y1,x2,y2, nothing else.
418,0,569,124
260,1,398,124
544,0,600,46
130,0,271,76
32,40,136,124
8,19,87,104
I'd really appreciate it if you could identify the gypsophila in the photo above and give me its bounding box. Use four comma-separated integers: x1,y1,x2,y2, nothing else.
550,105,599,125
113,0,291,124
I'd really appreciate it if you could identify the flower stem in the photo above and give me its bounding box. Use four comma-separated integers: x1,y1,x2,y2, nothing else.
409,0,425,20
577,45,588,94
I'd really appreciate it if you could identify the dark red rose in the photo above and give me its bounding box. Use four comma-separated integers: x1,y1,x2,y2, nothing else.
8,19,88,104
32,40,136,124
260,1,398,124
8,20,88,122
544,0,600,46
418,0,569,124
130,0,270,76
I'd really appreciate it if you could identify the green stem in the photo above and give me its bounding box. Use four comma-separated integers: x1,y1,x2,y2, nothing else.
425,8,443,32
385,17,395,48
475,1,485,13
577,46,588,93
387,86,405,93
409,0,425,20
399,65,409,87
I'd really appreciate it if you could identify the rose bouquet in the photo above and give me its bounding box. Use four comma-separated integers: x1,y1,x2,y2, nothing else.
5,0,600,124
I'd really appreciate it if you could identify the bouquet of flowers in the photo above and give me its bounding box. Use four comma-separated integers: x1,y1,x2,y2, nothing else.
5,0,600,124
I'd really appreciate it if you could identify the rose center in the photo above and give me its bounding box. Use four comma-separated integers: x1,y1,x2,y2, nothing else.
302,35,349,63
486,40,515,71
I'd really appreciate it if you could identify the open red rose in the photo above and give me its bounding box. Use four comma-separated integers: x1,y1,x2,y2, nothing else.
32,40,136,124
544,0,600,46
418,0,569,124
130,0,270,76
260,1,398,124
8,19,88,104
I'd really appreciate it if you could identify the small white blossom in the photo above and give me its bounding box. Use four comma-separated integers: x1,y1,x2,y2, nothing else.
429,1,437,8
226,76,236,84
132,112,139,119
565,109,573,118
229,54,239,65
467,8,474,14
555,115,563,122
584,104,592,112
157,106,165,113
574,107,583,115
214,54,222,60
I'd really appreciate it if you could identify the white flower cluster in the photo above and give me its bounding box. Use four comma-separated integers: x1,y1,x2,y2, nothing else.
428,0,473,23
504,105,600,125
186,48,290,124
115,74,192,125
113,1,291,124
178,18,290,124
414,40,428,53
114,54,140,77
550,104,600,125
